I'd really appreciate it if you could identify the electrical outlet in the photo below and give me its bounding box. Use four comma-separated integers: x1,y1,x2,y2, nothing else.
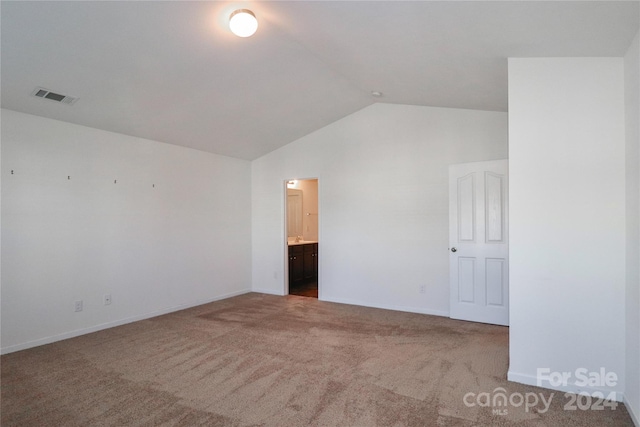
104,294,112,305
74,300,83,312
419,285,426,294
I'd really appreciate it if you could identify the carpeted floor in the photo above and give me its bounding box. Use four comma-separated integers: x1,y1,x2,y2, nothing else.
1,293,634,426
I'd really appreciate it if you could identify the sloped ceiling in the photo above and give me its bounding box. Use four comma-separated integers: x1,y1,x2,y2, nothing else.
1,1,638,160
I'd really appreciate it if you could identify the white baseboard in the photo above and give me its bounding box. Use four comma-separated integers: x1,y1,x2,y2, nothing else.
252,289,449,317
252,288,285,296
625,395,640,427
507,370,625,402
0,289,251,355
321,295,449,318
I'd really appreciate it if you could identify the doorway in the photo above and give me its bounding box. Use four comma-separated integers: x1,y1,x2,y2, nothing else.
449,160,509,326
285,178,319,298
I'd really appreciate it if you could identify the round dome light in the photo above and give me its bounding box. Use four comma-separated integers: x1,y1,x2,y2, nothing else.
229,9,258,38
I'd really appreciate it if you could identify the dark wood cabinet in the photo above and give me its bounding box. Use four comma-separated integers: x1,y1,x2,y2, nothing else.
288,245,304,284
303,243,318,280
289,243,318,285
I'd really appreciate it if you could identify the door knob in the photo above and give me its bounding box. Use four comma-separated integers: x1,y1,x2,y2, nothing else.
451,247,457,253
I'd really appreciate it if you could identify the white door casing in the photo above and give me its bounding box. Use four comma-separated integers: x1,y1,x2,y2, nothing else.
449,160,509,326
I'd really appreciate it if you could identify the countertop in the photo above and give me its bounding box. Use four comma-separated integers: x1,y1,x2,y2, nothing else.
287,240,318,246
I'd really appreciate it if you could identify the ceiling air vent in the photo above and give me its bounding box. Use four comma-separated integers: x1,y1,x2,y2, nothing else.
30,87,78,105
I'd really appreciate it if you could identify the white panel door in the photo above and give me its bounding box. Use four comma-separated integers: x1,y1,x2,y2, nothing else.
449,160,509,326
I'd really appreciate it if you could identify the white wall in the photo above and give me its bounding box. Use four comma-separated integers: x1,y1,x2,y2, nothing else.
1,109,252,353
252,103,507,314
508,58,626,398
625,29,640,425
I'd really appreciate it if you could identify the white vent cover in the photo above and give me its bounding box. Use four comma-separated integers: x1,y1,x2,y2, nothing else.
30,87,78,105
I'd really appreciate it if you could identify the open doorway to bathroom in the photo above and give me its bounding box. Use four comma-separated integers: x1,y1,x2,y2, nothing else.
286,178,318,298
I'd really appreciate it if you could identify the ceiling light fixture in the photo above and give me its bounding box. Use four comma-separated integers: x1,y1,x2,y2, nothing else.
229,9,258,38
371,91,383,98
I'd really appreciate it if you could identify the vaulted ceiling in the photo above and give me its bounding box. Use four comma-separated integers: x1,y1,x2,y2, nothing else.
2,1,638,160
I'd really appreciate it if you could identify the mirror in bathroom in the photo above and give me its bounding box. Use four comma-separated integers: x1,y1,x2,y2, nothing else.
287,189,303,238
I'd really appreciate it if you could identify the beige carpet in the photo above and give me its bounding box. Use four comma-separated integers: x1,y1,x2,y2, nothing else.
1,293,633,426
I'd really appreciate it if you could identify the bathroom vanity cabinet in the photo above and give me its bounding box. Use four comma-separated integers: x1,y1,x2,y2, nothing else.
289,245,304,283
288,243,317,284
303,243,318,280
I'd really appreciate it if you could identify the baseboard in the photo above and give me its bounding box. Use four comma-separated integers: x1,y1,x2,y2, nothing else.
251,290,449,317
252,288,285,296
625,395,640,427
0,289,251,355
507,370,625,403
321,295,449,318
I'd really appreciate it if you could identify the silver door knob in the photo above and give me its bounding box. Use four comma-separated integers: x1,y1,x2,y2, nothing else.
451,247,457,253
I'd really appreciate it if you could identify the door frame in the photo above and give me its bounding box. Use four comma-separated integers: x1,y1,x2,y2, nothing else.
283,177,320,298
